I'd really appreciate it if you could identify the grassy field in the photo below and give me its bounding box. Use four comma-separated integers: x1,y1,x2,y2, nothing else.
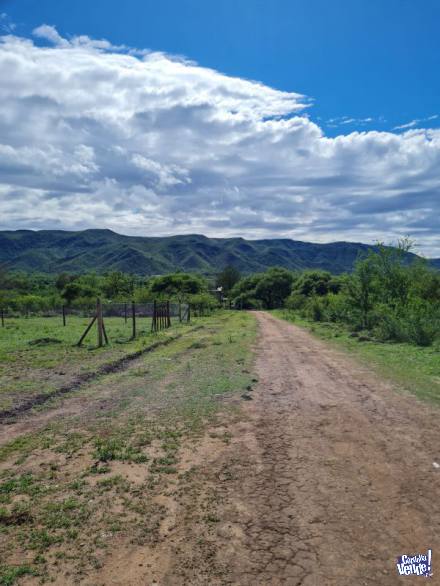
0,311,257,584
0,315,187,413
273,309,440,404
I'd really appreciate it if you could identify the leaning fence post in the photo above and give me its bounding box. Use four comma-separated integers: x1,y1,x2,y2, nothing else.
131,300,136,339
62,305,66,327
97,298,104,347
77,315,97,347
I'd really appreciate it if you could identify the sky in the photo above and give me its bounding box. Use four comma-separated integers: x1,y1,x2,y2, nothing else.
0,0,439,255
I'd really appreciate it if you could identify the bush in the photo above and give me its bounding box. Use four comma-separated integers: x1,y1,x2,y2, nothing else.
285,292,306,311
324,293,352,323
370,305,406,342
306,296,326,322
404,299,440,346
233,292,262,310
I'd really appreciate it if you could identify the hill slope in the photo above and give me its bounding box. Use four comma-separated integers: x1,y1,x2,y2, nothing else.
0,229,438,275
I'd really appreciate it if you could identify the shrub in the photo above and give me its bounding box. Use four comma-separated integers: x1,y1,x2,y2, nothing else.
324,293,352,323
404,299,440,346
306,296,326,322
285,292,306,311
370,305,406,342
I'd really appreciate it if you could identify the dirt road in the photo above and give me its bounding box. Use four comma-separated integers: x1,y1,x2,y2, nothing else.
138,311,440,586
10,311,438,585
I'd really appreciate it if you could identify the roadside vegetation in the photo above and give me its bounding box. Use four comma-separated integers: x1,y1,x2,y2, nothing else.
230,239,440,347
228,239,439,402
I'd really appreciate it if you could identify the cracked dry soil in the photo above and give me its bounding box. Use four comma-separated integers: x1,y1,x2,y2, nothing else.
89,311,440,586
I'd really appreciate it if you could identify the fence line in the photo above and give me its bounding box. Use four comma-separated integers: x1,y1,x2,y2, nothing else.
0,299,198,346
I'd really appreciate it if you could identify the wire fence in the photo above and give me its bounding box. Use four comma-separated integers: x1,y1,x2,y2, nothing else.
0,299,192,347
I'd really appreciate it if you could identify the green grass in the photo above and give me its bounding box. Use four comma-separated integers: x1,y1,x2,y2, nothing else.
0,315,189,411
0,310,258,583
0,565,36,586
273,309,440,404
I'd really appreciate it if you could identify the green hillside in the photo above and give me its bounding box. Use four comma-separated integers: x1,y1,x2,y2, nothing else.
0,229,438,275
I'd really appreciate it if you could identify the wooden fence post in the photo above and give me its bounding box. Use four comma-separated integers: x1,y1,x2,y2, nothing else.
62,305,66,327
151,300,156,332
178,302,182,322
131,300,136,339
77,315,97,347
97,298,104,347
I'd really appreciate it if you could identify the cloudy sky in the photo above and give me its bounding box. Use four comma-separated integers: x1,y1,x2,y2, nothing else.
0,1,439,256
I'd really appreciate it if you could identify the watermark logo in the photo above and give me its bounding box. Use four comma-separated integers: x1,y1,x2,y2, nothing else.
396,549,432,578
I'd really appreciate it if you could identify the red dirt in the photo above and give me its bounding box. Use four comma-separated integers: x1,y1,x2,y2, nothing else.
114,311,440,585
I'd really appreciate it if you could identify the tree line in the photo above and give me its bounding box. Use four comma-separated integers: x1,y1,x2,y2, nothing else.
0,269,216,314
230,240,440,346
1,239,439,345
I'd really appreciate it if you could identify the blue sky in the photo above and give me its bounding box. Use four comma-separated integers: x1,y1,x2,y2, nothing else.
3,0,440,135
0,0,439,254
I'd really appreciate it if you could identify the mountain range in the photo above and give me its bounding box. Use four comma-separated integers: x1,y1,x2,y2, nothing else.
1,229,439,275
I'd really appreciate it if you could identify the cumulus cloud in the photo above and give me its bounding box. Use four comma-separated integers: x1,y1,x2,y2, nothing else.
0,26,439,255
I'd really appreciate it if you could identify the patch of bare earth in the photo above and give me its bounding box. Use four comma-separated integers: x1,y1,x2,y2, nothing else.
79,311,440,586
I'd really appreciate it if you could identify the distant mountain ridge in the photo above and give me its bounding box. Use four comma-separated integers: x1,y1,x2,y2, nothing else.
0,229,439,275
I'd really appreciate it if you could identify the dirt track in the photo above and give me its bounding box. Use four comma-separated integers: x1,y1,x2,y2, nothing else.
139,311,440,586
204,311,440,585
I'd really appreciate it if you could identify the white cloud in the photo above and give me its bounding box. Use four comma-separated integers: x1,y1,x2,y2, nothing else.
0,27,439,256
33,24,69,47
393,115,439,131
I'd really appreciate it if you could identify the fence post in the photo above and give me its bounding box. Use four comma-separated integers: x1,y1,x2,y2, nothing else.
131,300,136,339
1,308,4,328
179,302,182,322
187,304,191,323
97,298,104,347
77,315,97,346
62,305,66,327
152,300,156,332
167,300,171,327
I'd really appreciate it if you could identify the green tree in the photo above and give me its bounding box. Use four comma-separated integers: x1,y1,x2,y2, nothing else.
216,266,241,294
101,271,133,299
149,273,207,302
254,268,294,309
55,273,76,292
292,271,332,297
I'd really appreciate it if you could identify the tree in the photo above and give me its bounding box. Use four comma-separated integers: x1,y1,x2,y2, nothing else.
61,275,100,306
149,273,207,302
346,257,376,328
101,271,133,299
254,268,294,309
216,266,241,294
55,273,76,292
0,263,11,309
291,271,332,297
